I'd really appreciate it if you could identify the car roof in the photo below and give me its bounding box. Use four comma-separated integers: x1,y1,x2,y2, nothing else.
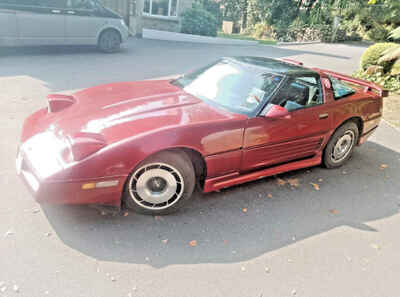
225,56,319,77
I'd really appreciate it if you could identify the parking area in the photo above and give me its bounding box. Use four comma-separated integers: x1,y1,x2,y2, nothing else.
1,39,400,297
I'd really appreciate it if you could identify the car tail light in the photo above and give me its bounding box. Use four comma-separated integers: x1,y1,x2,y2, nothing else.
70,132,107,161
47,94,76,113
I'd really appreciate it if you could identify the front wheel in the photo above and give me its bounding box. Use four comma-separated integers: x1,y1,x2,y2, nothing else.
98,30,121,53
323,121,359,168
123,151,196,215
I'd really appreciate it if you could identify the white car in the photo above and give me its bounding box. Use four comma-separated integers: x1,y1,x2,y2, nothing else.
0,0,130,52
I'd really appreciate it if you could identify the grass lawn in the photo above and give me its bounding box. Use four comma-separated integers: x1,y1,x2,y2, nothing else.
384,93,400,128
217,32,277,45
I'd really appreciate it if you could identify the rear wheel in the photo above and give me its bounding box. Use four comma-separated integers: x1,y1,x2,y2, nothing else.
98,29,121,53
323,122,359,168
124,151,196,215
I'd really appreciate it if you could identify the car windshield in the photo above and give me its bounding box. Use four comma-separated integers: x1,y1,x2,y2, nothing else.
171,59,283,115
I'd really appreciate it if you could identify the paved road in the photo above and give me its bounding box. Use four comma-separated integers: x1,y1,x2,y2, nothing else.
1,39,399,297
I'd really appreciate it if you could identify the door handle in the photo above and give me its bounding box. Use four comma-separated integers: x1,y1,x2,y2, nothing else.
319,113,329,119
67,10,75,14
51,9,61,13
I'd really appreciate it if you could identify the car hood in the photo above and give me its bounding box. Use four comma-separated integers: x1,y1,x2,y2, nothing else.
49,80,243,144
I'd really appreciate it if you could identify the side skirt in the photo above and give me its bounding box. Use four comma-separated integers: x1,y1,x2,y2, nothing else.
203,153,322,193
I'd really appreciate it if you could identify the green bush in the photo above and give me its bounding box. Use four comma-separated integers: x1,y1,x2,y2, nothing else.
354,69,400,93
252,23,272,39
367,25,390,42
181,7,218,37
360,42,398,70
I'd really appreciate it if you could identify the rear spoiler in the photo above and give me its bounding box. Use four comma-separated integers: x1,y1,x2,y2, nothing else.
319,69,389,98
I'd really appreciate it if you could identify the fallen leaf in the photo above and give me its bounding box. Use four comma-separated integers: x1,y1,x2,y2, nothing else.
370,243,381,250
288,178,299,187
123,212,129,217
13,284,19,292
329,209,339,215
162,239,169,244
310,183,320,191
4,229,14,237
189,240,197,247
242,208,248,213
267,194,273,199
380,164,388,170
276,178,287,186
154,216,163,221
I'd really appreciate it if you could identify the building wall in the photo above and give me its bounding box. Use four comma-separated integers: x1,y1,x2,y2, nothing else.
131,0,194,33
142,16,180,32
100,0,194,34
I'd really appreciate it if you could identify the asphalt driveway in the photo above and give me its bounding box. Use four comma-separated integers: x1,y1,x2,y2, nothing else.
1,39,399,297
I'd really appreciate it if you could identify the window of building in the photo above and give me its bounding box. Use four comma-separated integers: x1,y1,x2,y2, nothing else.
143,0,178,17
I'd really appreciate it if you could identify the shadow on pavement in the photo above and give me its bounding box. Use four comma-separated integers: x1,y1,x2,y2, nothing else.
42,140,400,268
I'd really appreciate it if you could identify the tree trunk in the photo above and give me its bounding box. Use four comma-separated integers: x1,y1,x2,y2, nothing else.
241,0,248,32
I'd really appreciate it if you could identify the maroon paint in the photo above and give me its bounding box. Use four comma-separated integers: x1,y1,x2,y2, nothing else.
17,66,385,207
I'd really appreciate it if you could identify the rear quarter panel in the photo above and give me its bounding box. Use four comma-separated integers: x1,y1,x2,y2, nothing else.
324,87,382,137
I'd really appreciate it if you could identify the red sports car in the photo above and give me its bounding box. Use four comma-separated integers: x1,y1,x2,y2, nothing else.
17,57,387,215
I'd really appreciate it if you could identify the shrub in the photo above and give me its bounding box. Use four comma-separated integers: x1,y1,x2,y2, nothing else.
181,7,218,37
354,69,400,93
252,23,272,39
360,42,398,70
366,25,390,42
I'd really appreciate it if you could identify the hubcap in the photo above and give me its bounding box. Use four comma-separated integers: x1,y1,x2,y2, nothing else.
101,32,119,50
129,163,184,210
331,130,355,163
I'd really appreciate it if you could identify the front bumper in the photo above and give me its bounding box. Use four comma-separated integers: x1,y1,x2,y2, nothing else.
16,146,125,206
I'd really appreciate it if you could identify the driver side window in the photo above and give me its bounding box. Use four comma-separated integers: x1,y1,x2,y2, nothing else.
271,76,323,112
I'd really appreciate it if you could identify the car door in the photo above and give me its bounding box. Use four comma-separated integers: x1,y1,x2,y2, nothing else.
64,0,105,45
0,0,18,46
16,0,66,46
241,75,332,172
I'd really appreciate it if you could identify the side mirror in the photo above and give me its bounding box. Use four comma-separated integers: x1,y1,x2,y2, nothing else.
264,104,290,119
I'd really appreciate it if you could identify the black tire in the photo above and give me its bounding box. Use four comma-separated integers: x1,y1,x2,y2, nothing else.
98,29,121,53
123,151,196,215
323,121,359,168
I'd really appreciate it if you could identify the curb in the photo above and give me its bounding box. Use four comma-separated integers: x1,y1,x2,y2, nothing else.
277,41,321,46
142,29,259,45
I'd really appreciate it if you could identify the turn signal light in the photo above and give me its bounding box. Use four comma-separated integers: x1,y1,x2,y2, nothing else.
82,180,119,190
